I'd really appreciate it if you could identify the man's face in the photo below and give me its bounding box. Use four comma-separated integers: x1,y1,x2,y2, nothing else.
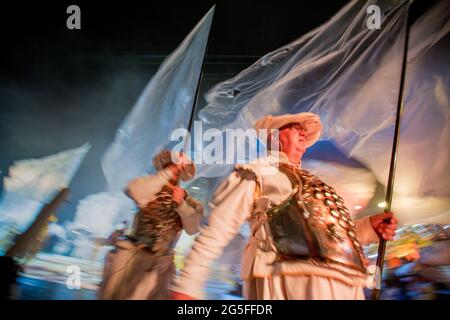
278,123,307,160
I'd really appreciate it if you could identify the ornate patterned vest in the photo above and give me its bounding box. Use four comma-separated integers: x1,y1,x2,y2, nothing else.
265,163,367,273
129,184,182,256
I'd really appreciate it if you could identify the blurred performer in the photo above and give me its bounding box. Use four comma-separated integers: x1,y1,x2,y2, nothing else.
172,113,398,300
98,151,203,300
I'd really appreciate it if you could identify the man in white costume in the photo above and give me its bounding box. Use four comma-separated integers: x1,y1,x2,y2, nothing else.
171,112,397,300
98,151,203,299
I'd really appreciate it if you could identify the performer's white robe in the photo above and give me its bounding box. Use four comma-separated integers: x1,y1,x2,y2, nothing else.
172,153,379,300
98,168,202,300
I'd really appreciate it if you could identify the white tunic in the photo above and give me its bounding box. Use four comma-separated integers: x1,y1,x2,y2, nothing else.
172,153,379,299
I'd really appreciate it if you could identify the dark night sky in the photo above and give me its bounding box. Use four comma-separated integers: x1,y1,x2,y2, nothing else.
0,0,437,222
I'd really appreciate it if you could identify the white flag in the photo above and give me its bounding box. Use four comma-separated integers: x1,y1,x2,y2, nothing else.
0,143,91,232
101,7,215,191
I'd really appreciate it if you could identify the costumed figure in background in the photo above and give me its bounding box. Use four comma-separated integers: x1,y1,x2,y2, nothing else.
98,150,203,299
172,112,398,300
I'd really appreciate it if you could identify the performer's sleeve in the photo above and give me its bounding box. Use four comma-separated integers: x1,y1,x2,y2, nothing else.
124,167,174,209
172,170,256,299
354,216,379,245
175,197,204,235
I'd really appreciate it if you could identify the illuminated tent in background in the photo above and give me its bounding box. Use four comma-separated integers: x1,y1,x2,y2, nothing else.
195,0,449,226
71,192,130,238
0,143,91,253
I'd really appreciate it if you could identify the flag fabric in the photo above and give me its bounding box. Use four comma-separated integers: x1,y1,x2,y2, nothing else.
196,0,449,225
0,143,91,233
101,7,215,191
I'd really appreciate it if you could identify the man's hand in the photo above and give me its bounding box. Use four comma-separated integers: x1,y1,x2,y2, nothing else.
172,186,186,205
370,212,398,241
170,291,195,300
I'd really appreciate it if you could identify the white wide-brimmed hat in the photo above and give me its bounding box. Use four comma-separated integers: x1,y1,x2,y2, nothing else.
253,112,322,148
152,150,196,181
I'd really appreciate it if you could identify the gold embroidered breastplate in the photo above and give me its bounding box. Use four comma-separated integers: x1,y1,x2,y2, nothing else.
129,184,182,256
265,163,367,273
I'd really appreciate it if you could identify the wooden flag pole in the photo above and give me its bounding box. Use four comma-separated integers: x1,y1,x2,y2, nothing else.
371,0,412,300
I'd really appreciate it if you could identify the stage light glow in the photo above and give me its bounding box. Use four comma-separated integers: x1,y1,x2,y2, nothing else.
377,201,387,208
